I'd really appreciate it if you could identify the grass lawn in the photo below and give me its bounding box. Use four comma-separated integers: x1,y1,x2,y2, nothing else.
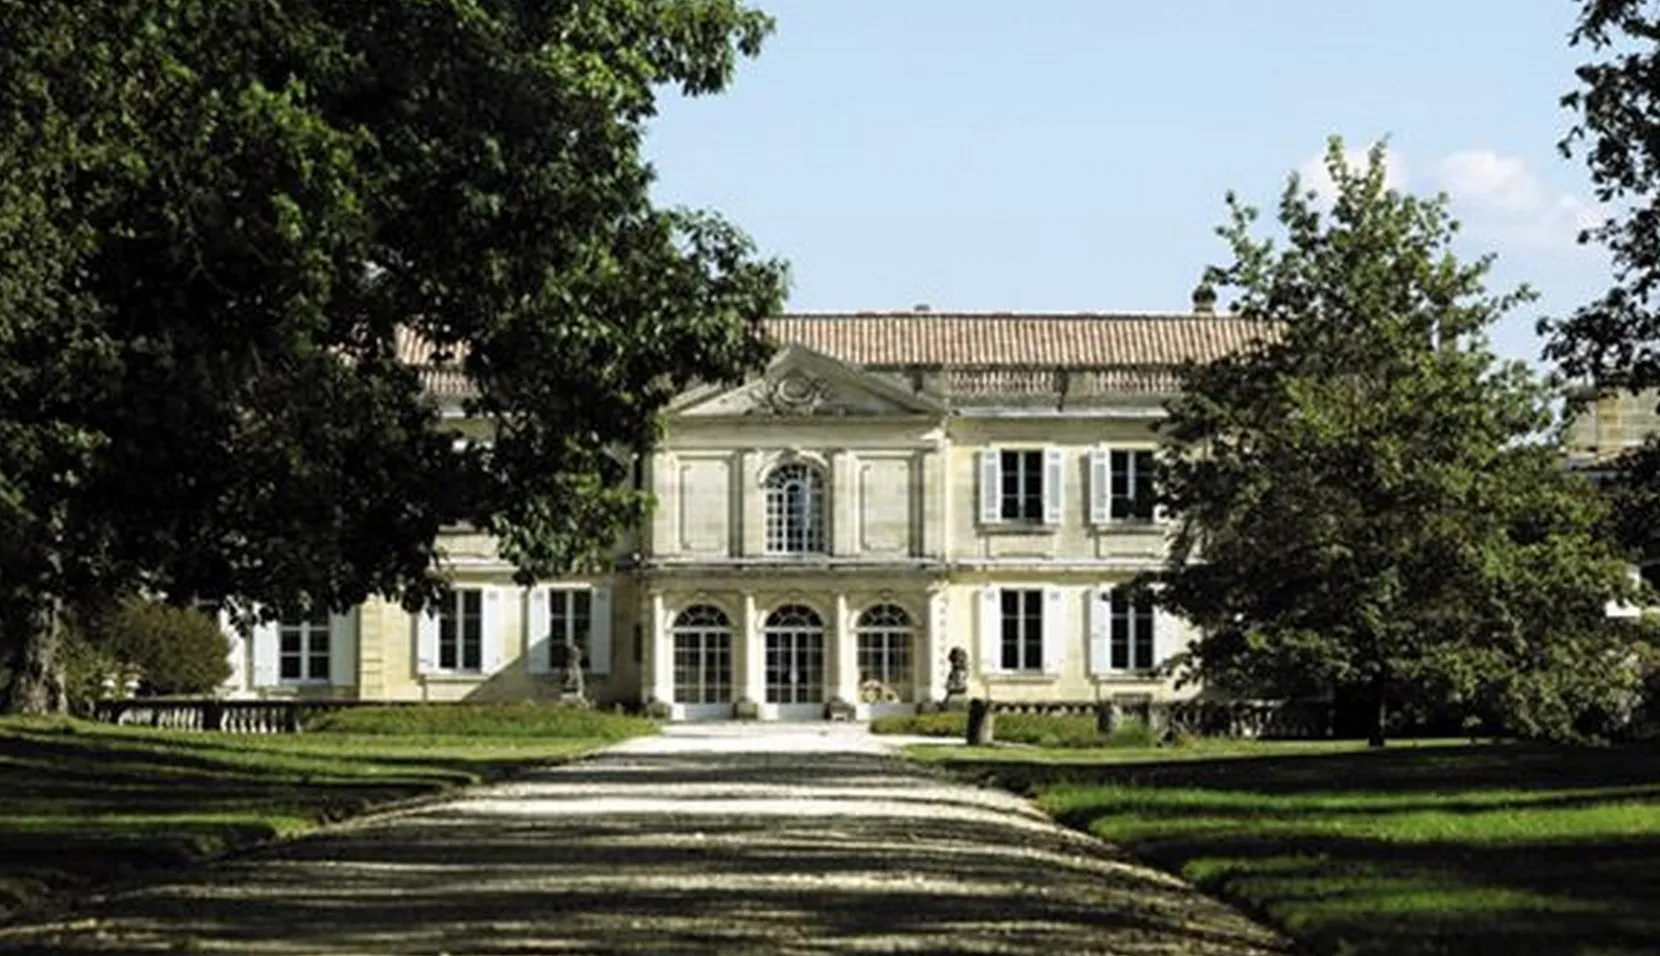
913,739,1660,956
0,712,641,923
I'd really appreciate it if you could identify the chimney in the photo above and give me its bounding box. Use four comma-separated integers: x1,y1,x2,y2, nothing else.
1191,282,1217,316
913,303,931,313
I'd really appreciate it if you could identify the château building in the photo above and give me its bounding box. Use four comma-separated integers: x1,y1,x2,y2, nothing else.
219,304,1261,720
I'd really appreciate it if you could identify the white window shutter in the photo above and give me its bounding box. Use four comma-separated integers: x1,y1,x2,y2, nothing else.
415,606,440,674
527,587,552,674
589,586,613,675
1087,586,1111,676
328,610,356,688
1089,447,1110,525
979,450,1001,524
251,615,280,688
481,588,504,675
979,587,1002,675
1042,586,1066,674
1043,447,1064,525
1153,607,1180,670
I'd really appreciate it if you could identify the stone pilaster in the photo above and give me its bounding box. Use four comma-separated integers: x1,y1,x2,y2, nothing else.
740,449,764,556
830,449,857,556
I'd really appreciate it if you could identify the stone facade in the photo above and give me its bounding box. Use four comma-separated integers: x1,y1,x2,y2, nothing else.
220,310,1261,719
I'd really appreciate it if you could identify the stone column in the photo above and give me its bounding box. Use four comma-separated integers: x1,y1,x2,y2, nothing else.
735,591,765,717
918,585,948,705
831,592,858,714
917,444,945,559
830,449,857,556
739,449,764,557
647,592,673,711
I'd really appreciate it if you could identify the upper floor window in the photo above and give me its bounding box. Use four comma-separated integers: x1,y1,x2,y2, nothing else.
1089,447,1158,524
764,463,825,554
1111,450,1156,521
1000,450,1044,521
980,447,1064,526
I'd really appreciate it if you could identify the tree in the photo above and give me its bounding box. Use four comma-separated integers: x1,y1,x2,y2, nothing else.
1545,1,1660,388
1153,139,1639,746
0,0,787,713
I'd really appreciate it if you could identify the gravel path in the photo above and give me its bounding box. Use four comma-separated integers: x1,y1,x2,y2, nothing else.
0,724,1290,955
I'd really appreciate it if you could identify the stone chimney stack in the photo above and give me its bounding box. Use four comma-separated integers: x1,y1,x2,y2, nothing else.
1191,282,1217,316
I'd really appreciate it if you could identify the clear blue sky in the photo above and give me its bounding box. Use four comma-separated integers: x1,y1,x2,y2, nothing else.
645,0,1609,366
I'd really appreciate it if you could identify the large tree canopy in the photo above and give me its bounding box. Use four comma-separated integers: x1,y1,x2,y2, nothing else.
0,0,787,712
1154,140,1639,745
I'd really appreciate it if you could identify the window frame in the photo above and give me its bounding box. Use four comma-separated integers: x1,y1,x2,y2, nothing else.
998,588,1045,672
763,462,827,555
1109,448,1158,523
1108,586,1157,672
547,588,593,668
278,608,331,685
998,449,1046,522
437,588,485,673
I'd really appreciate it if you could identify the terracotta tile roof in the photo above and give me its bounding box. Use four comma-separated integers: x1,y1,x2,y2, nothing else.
763,312,1264,367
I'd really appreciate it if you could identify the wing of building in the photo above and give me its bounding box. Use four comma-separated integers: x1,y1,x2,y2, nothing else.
218,304,1267,720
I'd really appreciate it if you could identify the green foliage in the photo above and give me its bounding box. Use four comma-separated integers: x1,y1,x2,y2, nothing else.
1545,2,1660,388
0,0,786,711
1156,139,1640,744
870,711,1156,748
306,703,657,740
88,601,230,697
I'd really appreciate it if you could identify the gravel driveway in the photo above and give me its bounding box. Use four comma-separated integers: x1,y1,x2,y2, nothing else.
0,723,1290,955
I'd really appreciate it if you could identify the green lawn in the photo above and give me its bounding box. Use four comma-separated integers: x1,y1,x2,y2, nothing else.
0,713,636,923
913,739,1660,956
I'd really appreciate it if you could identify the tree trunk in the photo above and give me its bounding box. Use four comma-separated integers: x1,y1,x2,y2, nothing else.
0,596,67,715
1367,674,1388,748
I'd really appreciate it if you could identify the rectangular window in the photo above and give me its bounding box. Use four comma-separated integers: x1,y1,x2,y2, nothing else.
999,588,1044,671
1110,450,1156,521
999,450,1045,521
548,589,593,666
439,589,484,671
278,608,331,683
1110,586,1156,671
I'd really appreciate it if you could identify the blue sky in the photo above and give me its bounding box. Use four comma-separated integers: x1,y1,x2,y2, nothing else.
645,0,1609,366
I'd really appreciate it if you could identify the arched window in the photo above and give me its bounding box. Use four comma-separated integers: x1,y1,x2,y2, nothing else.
764,463,825,554
856,604,913,703
672,605,732,704
763,604,824,704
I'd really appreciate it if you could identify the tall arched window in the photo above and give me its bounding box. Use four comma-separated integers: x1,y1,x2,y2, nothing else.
763,604,824,704
764,463,825,554
672,605,732,704
856,604,914,702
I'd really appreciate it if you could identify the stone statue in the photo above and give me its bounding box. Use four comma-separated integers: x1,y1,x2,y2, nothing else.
552,636,586,703
943,646,969,710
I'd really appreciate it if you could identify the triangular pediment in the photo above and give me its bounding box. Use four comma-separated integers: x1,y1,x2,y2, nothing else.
669,345,945,418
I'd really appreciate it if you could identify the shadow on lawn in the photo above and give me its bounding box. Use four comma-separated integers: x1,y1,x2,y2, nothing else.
0,747,1295,956
949,743,1660,956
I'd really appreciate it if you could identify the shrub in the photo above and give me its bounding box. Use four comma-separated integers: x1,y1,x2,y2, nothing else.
91,601,230,697
870,710,1157,748
306,703,658,740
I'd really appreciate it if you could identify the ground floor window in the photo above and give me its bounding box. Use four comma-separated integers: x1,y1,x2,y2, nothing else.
856,604,913,702
764,604,824,704
1110,586,1156,671
1000,588,1044,672
439,588,483,672
279,608,330,682
548,589,592,666
673,605,732,704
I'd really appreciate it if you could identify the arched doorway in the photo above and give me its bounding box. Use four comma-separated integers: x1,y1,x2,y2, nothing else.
857,604,914,715
672,604,732,721
764,604,824,717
